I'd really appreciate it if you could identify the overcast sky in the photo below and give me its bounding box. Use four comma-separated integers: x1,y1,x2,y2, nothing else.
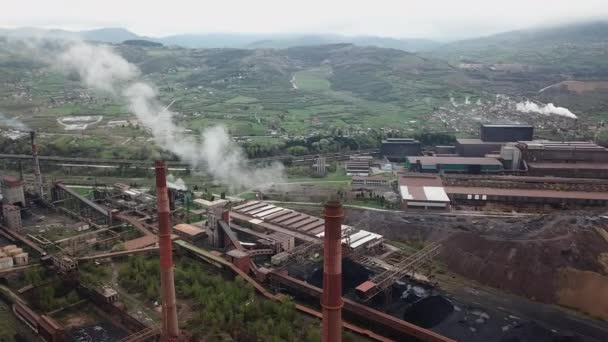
2,0,608,40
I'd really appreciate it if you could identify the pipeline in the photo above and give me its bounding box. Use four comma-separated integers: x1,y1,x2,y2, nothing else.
155,160,180,340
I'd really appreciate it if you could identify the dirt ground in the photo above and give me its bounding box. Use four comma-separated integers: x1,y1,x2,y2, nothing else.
286,204,608,310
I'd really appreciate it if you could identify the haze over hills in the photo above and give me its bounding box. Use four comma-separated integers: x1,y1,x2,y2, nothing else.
0,27,440,52
432,21,608,73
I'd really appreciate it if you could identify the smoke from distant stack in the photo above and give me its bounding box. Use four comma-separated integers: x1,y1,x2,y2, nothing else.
516,100,578,119
32,40,284,190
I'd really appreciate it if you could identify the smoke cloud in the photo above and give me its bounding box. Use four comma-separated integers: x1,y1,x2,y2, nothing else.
53,42,284,190
0,112,28,130
516,100,578,119
167,175,187,191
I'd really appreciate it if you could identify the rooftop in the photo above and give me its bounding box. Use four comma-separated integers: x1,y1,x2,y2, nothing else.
173,223,206,236
1,175,23,187
527,162,608,170
407,156,503,166
456,138,504,145
482,124,534,128
445,186,608,200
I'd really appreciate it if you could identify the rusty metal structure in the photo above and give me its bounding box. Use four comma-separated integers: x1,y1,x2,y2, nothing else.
321,201,344,342
30,131,44,199
155,160,180,341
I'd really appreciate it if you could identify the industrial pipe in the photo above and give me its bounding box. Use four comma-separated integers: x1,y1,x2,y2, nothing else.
322,200,344,342
155,160,180,340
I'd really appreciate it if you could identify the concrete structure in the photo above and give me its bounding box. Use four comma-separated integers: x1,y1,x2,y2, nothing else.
345,159,371,176
8,247,23,257
13,252,29,266
406,156,503,174
455,139,503,157
313,156,328,176
398,174,450,209
322,201,344,342
351,176,391,188
98,286,119,303
173,223,206,243
192,198,228,210
155,160,180,340
500,143,523,170
480,124,534,142
226,249,251,273
381,138,421,161
2,204,22,231
2,245,17,253
51,255,77,273
1,176,25,207
73,222,90,232
0,256,14,270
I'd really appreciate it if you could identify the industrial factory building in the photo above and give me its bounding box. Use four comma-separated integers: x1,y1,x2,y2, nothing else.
455,139,503,157
380,138,421,161
398,174,451,209
446,186,608,206
344,157,372,176
480,124,534,142
406,156,504,174
518,141,608,178
455,123,534,157
229,201,384,251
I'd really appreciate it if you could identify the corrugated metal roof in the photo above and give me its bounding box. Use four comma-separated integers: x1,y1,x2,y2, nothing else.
446,186,608,200
423,187,450,202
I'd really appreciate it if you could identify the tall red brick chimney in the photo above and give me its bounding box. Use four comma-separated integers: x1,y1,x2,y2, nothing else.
322,200,344,342
155,160,180,340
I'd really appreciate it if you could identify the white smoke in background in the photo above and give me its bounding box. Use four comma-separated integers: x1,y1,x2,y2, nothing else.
516,100,578,119
464,96,471,105
449,96,459,107
0,112,28,130
167,175,187,191
52,42,284,190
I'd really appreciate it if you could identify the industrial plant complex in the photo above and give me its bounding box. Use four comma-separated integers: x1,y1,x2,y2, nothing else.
1,122,608,342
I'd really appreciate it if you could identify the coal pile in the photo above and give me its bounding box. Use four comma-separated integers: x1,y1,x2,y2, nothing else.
308,258,371,292
402,295,454,328
68,322,127,342
499,322,583,342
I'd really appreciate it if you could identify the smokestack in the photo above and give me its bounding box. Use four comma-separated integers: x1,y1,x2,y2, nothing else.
155,160,180,340
322,201,344,342
30,131,44,199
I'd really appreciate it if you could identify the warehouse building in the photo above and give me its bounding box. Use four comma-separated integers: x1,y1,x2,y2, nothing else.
517,141,608,163
345,159,371,176
455,139,503,157
398,174,450,209
230,201,383,251
381,138,421,161
406,156,504,174
446,186,608,206
480,124,534,142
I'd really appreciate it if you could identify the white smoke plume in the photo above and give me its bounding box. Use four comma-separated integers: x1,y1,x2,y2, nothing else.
53,42,284,190
167,175,187,191
516,100,578,119
0,112,28,130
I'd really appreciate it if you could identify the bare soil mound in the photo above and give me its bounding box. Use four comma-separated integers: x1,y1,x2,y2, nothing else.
440,230,608,303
